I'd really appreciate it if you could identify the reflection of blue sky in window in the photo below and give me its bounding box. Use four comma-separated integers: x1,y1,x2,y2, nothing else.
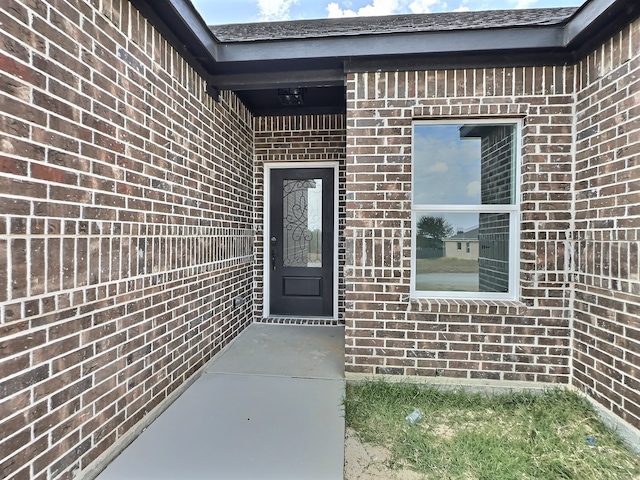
413,125,481,205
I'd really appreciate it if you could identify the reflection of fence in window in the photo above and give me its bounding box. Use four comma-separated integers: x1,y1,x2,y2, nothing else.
305,229,322,266
283,231,322,267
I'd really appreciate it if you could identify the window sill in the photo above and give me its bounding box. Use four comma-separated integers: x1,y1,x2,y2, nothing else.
409,298,527,315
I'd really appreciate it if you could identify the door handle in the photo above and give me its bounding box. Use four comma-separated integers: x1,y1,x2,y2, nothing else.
271,237,276,270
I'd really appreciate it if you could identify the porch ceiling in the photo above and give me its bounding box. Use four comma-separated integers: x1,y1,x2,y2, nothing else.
132,0,640,116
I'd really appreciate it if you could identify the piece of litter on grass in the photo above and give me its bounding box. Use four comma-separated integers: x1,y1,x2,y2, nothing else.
586,437,597,446
405,409,422,425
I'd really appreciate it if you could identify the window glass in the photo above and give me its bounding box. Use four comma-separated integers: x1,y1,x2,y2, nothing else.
412,122,518,298
413,124,516,206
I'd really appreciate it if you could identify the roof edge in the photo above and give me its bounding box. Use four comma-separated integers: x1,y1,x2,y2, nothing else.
210,7,578,44
131,0,638,108
214,26,567,63
129,0,219,73
564,0,640,55
133,0,637,69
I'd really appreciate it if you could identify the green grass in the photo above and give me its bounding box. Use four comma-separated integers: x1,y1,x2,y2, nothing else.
416,257,479,274
345,380,640,480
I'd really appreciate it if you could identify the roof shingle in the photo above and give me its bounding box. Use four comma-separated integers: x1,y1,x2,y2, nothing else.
210,7,579,43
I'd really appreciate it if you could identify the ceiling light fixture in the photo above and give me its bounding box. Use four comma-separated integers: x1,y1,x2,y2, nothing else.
278,87,304,106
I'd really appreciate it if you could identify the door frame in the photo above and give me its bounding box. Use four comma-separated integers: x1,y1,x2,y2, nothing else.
263,162,339,319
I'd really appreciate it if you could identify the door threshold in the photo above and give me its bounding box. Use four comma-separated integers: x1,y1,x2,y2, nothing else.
257,316,342,326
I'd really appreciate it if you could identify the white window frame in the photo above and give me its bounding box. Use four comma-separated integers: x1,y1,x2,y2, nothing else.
410,119,521,301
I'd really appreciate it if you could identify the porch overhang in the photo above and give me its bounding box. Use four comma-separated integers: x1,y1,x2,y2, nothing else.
131,0,640,116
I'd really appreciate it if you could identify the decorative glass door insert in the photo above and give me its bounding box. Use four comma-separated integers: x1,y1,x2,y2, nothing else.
282,178,323,268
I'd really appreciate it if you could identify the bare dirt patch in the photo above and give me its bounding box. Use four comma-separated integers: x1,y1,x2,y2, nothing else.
344,427,426,480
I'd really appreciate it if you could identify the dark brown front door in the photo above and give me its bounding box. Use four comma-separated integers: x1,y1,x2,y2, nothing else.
269,168,334,316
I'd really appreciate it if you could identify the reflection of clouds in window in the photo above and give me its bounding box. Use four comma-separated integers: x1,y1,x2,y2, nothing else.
413,125,481,205
466,180,480,198
426,162,448,173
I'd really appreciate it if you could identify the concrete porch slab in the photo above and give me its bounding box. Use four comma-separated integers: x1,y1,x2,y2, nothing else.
205,323,345,379
94,323,345,480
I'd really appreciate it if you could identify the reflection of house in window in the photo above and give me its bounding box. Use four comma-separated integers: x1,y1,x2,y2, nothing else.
444,228,479,260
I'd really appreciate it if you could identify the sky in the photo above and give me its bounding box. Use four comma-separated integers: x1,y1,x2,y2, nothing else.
192,0,585,25
413,124,481,232
413,125,481,206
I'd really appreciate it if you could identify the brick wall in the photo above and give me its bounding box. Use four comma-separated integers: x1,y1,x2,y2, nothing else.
0,1,254,479
573,17,640,430
344,68,574,381
254,115,347,323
